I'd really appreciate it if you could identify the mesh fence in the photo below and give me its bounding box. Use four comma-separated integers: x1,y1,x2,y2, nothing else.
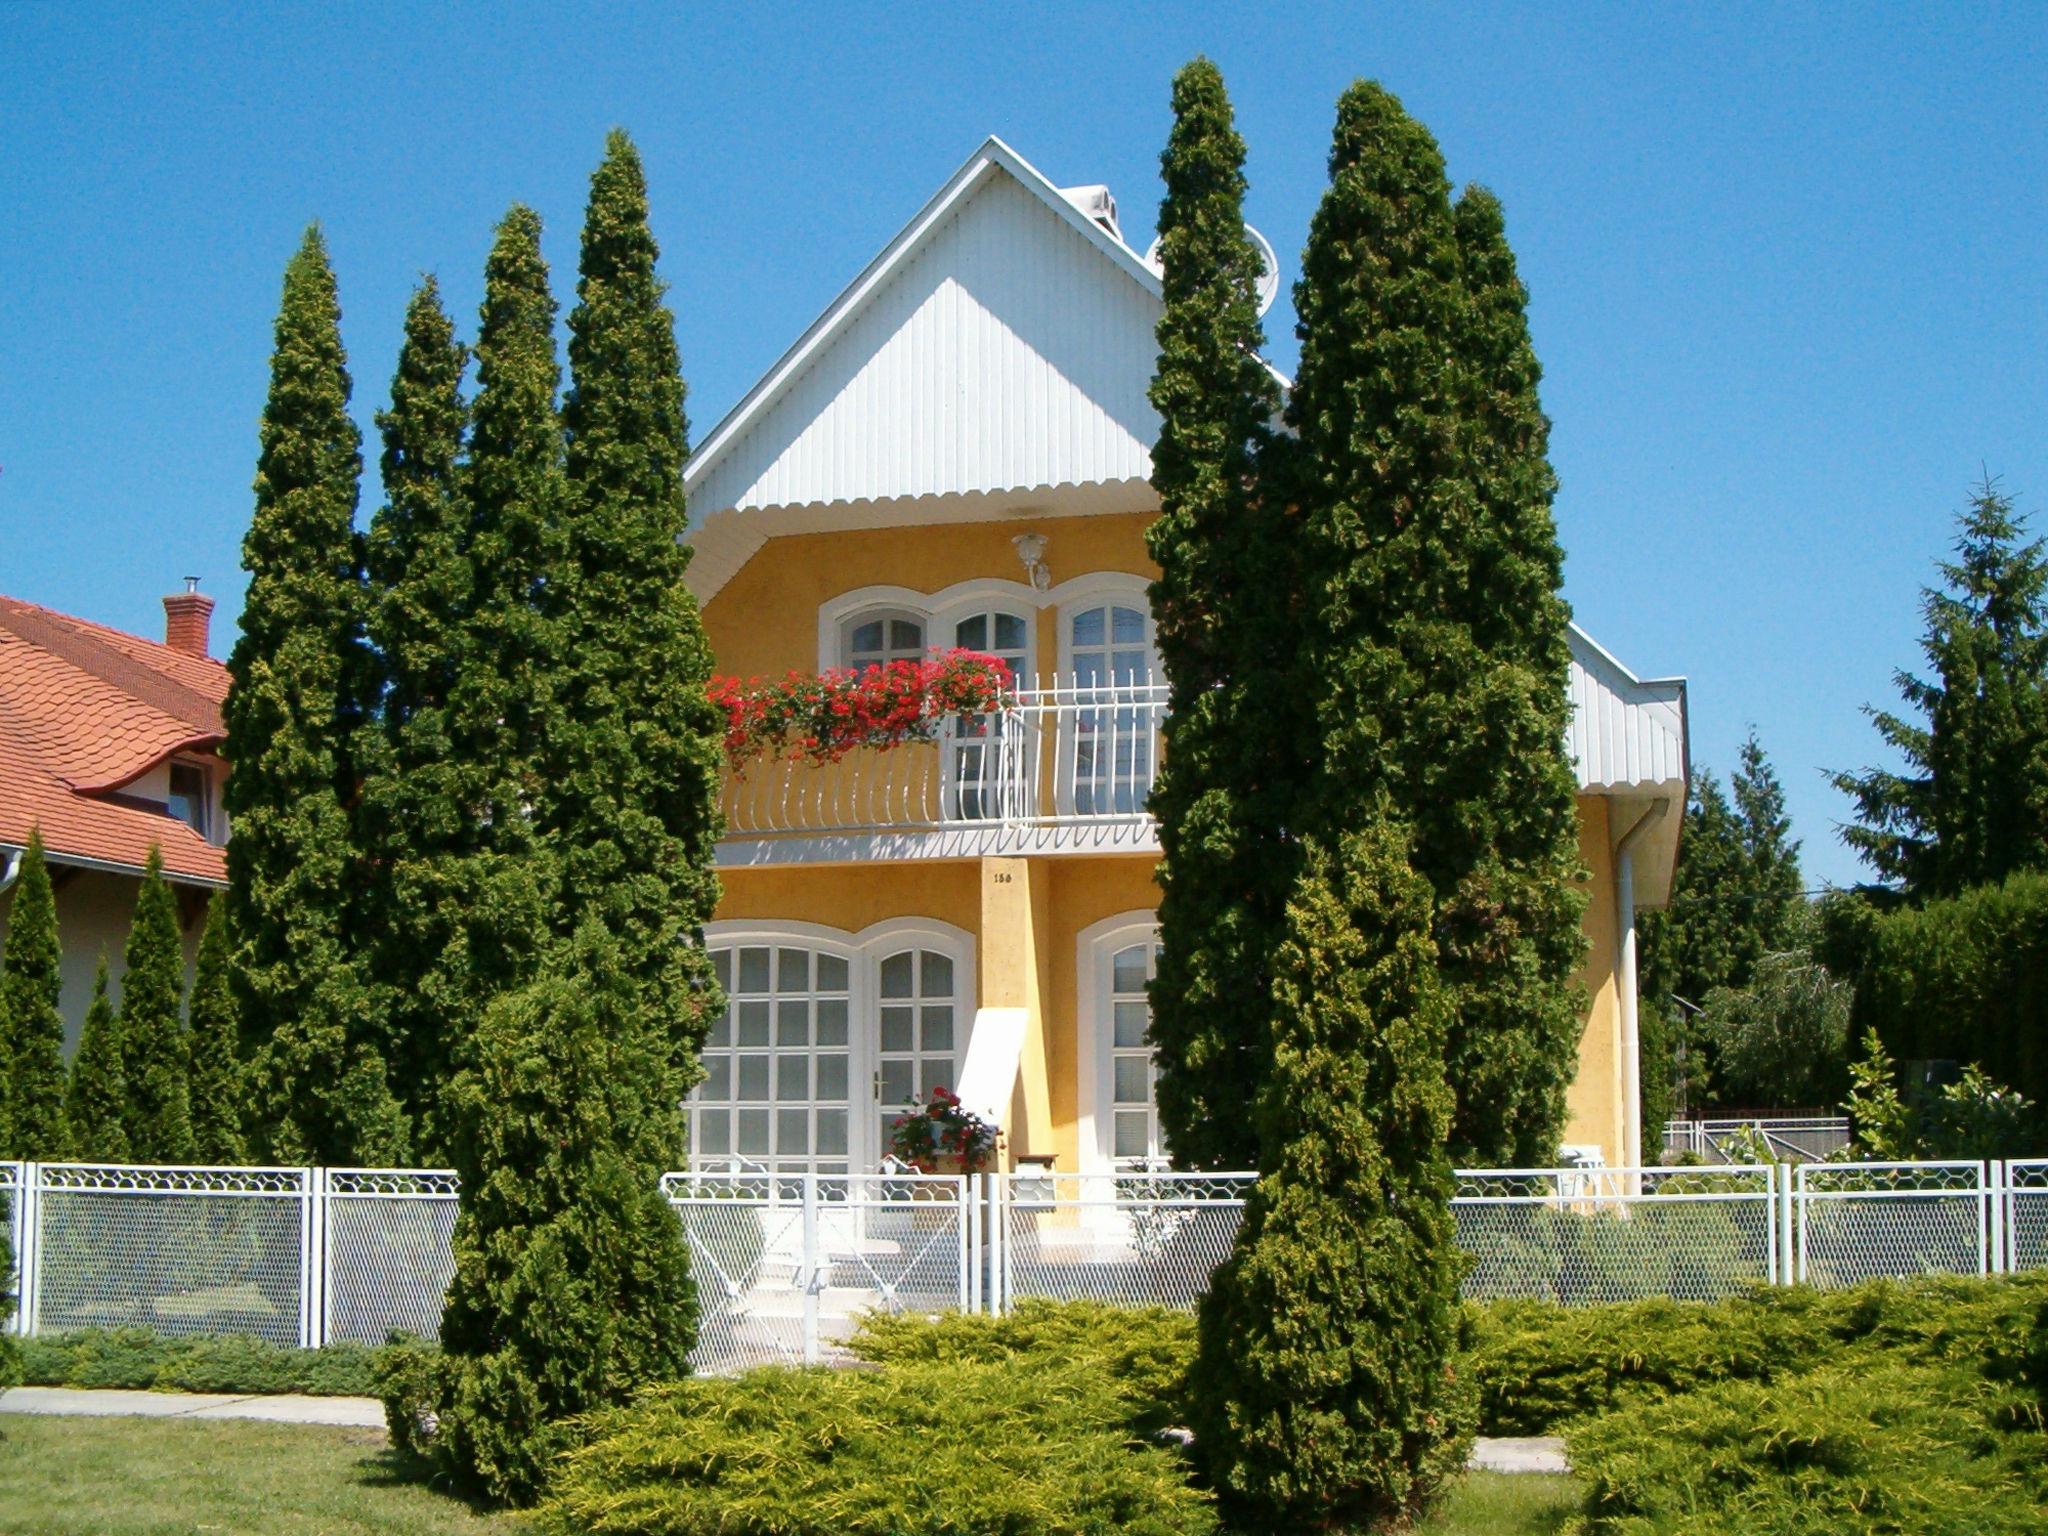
1000,1172,1249,1310
1796,1161,1989,1287
1455,1167,1779,1304
323,1170,458,1344
31,1165,310,1346
2009,1160,2048,1272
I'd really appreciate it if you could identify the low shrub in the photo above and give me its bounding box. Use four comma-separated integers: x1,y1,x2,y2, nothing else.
1467,1271,2048,1435
1567,1355,2048,1534
534,1357,1217,1536
17,1327,385,1397
370,1334,446,1458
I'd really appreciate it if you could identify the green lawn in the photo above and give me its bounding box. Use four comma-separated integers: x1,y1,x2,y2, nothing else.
0,1413,1579,1535
0,1416,514,1536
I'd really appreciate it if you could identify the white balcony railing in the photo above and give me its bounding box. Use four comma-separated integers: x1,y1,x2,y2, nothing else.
720,678,1169,844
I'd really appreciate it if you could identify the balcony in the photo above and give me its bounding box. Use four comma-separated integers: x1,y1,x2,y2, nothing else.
717,678,1169,865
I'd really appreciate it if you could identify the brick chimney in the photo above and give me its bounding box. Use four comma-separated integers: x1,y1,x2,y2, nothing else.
163,578,215,658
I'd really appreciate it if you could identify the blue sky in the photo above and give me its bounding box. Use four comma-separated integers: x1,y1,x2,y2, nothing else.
3,4,2043,888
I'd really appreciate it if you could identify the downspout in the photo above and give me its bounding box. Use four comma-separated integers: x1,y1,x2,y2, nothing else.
0,846,22,895
1614,799,1670,1187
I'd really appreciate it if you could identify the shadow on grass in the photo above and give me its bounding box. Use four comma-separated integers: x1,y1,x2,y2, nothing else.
351,1444,504,1519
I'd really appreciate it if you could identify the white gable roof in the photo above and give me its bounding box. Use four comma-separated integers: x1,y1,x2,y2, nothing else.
685,136,1164,552
1568,625,1687,795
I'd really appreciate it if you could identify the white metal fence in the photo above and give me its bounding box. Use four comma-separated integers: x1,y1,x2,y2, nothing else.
1662,1117,1852,1163
2,1159,2042,1371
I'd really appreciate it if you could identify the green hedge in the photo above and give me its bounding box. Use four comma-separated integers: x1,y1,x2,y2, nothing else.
1853,870,2048,1137
18,1328,382,1396
533,1303,1216,1536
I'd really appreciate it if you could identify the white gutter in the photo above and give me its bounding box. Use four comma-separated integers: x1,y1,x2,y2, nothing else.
1613,798,1671,1186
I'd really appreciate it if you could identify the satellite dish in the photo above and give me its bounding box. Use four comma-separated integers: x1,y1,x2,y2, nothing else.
1143,222,1282,318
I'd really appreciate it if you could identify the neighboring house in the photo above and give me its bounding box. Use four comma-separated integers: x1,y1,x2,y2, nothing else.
0,585,228,1048
684,137,1687,1175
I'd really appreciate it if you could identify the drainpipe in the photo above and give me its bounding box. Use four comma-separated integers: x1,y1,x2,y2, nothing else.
0,846,22,895
1614,799,1670,1188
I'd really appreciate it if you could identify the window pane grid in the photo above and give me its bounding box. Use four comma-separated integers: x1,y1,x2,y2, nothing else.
693,944,851,1176
876,947,960,1161
1108,941,1165,1166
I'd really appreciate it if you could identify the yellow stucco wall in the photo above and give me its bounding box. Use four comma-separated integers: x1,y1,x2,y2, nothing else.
1562,797,1625,1168
701,509,1157,680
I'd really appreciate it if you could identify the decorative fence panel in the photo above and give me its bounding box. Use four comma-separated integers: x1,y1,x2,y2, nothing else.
5,1160,2043,1352
321,1170,459,1345
1455,1166,1781,1303
996,1171,1249,1313
1794,1161,1994,1287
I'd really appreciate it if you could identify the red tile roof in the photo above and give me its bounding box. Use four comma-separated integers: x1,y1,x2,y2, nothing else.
0,595,229,885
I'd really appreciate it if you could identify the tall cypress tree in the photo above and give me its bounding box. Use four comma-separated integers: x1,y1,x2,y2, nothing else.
120,847,193,1162
1432,185,1587,1165
1832,478,2048,898
359,275,476,1159
435,143,717,1501
1144,58,1297,1172
224,225,408,1166
1192,81,1472,1526
65,958,129,1163
1,830,68,1160
185,898,247,1164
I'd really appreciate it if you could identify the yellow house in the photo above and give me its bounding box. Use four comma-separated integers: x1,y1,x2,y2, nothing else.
682,138,1687,1177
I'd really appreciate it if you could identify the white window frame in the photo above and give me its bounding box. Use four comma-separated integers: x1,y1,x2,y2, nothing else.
1047,571,1156,683
1074,909,1162,1174
697,917,976,1173
818,579,1042,678
839,607,930,670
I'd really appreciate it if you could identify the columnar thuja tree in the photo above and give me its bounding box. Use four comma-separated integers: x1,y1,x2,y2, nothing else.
1145,58,1295,1172
1189,81,1472,1528
65,958,129,1162
1,829,68,1159
185,898,247,1164
120,848,194,1161
358,275,477,1159
1431,185,1586,1165
434,135,720,1505
225,226,408,1165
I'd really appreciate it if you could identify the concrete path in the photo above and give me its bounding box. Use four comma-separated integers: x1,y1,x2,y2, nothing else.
1469,1436,1569,1474
0,1386,1568,1472
0,1386,383,1427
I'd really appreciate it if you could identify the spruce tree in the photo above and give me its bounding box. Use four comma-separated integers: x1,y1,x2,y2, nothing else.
1436,184,1587,1165
1,830,68,1160
1144,58,1297,1172
185,898,247,1164
358,275,477,1158
120,847,193,1162
435,921,699,1504
1832,478,2048,898
1192,81,1474,1526
65,958,129,1163
550,130,725,1030
224,225,408,1166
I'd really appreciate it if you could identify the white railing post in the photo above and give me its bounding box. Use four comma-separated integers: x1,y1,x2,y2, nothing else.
961,1174,977,1315
1792,1162,1809,1285
18,1161,40,1336
1980,1160,1998,1277
800,1172,820,1366
300,1166,322,1349
987,1171,1006,1317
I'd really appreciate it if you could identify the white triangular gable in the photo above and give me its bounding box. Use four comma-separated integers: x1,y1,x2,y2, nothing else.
685,140,1162,536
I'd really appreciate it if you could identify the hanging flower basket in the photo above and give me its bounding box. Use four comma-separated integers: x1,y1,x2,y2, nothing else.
886,1086,998,1174
708,649,1014,767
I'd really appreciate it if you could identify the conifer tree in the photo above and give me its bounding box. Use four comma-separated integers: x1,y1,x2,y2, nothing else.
65,958,128,1162
1191,81,1473,1527
1144,58,1296,1171
358,275,477,1157
223,225,408,1165
550,130,725,1029
1,830,68,1159
1434,185,1587,1165
185,898,247,1164
434,144,716,1500
120,847,193,1161
1832,478,2048,898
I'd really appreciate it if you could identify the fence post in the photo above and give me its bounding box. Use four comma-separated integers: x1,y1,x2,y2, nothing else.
300,1167,323,1349
964,1175,981,1315
986,1172,1005,1317
1983,1160,2001,1278
800,1173,820,1365
16,1162,39,1336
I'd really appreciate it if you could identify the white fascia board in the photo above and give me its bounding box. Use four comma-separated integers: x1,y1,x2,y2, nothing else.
684,135,1163,511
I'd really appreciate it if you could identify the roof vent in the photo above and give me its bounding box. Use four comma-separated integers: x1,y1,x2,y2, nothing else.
1058,184,1121,241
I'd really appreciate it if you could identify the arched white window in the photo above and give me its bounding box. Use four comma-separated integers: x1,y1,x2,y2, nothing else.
1077,912,1167,1171
694,920,974,1174
945,607,1031,820
1061,597,1159,816
842,609,927,670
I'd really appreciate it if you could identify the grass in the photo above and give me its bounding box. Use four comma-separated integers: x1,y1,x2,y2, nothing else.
0,1415,514,1536
1420,1473,1583,1534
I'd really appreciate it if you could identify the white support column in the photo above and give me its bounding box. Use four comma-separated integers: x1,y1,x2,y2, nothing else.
14,1162,38,1337
1614,799,1670,1192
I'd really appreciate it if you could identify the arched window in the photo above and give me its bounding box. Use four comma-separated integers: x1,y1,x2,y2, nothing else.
1078,913,1168,1171
946,608,1030,820
1064,601,1159,815
842,610,926,670
873,946,961,1159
